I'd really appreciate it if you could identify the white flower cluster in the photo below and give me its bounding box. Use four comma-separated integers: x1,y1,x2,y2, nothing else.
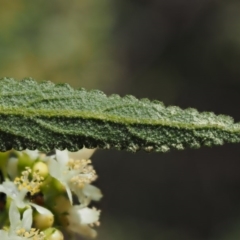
0,148,102,240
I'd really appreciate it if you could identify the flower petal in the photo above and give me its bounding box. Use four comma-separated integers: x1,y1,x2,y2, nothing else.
15,189,28,209
78,207,100,225
22,208,33,230
83,184,103,201
0,182,28,209
1,181,17,198
48,159,61,179
68,223,97,238
56,150,69,165
65,184,73,205
0,230,8,238
25,149,40,160
30,203,53,216
9,202,20,231
68,148,95,160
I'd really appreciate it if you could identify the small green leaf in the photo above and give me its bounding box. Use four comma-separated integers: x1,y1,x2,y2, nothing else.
0,77,239,152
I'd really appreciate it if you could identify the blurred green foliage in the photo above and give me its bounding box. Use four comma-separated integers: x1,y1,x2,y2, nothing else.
0,0,118,91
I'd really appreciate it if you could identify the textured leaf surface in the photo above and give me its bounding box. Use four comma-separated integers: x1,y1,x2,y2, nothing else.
0,77,239,152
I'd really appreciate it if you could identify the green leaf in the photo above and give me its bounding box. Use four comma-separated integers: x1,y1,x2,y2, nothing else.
0,77,239,152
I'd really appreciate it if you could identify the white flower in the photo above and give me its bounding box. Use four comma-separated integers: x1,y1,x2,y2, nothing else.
48,148,102,204
67,206,100,238
48,150,75,204
0,202,45,240
0,168,53,216
0,168,41,209
0,180,53,216
71,184,102,207
0,181,28,209
53,195,101,238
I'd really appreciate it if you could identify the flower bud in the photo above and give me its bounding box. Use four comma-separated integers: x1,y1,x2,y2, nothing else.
33,161,49,178
44,228,64,240
34,211,54,230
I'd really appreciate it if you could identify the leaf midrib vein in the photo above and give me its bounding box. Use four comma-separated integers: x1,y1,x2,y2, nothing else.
0,107,238,133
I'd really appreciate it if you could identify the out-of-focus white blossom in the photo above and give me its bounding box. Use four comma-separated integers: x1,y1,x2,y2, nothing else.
67,206,100,238
54,194,101,238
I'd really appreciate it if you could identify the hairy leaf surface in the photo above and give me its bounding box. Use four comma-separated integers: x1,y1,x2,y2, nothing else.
0,77,239,152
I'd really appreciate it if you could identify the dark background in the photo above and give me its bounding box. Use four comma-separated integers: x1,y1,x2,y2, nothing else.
1,1,240,239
